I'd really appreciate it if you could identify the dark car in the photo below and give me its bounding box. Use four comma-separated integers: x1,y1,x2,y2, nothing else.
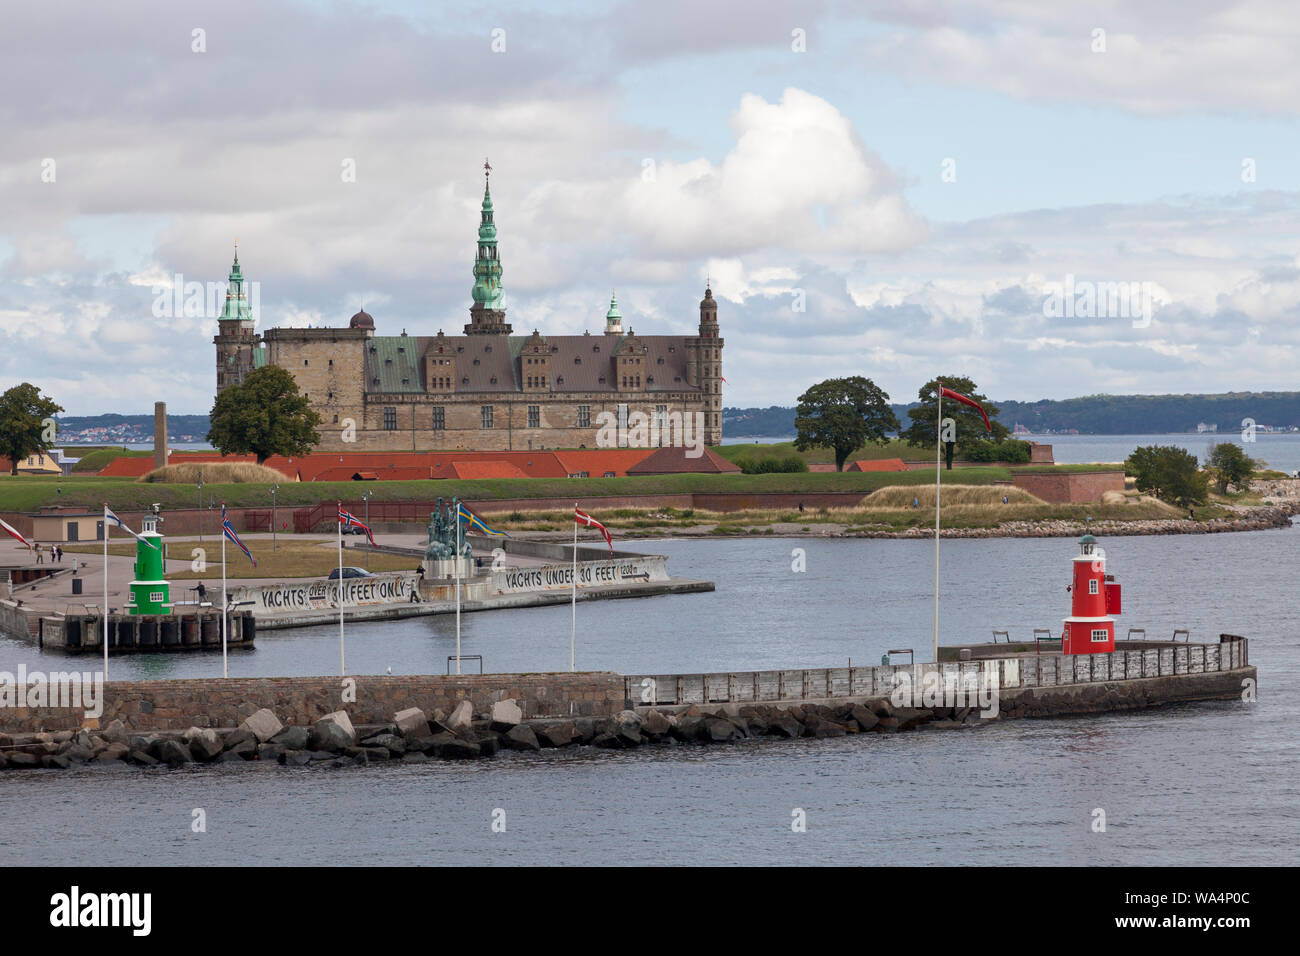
328,566,374,580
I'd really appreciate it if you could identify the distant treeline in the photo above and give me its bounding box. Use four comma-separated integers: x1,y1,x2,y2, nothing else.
724,391,1300,437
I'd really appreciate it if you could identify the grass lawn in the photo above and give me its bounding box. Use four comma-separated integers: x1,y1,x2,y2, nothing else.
61,539,417,580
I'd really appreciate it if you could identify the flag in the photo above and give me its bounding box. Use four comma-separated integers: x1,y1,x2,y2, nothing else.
104,505,158,549
574,506,613,555
457,503,510,538
940,385,992,432
337,506,375,547
0,515,31,549
222,505,256,567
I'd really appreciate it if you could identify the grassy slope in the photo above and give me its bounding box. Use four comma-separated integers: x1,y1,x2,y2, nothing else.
0,468,1014,513
61,540,415,579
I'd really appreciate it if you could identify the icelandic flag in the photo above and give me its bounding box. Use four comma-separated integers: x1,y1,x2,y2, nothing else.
222,505,256,567
0,515,31,550
457,502,510,538
338,506,375,546
104,505,158,549
574,505,613,555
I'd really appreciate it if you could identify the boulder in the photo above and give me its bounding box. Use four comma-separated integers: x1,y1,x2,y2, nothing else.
239,708,284,743
361,746,391,762
359,732,406,755
257,743,286,762
280,750,313,767
401,751,430,763
41,754,71,769
766,712,804,738
307,711,356,752
875,716,901,733
158,739,192,766
223,736,258,759
609,710,642,746
475,735,501,758
869,698,894,718
489,699,523,731
129,734,162,758
6,752,40,768
535,722,578,748
184,728,224,762
573,717,599,743
96,742,129,762
640,709,671,738
672,715,704,742
849,705,879,732
445,701,474,734
438,738,481,760
61,744,94,763
591,733,624,749
702,717,739,743
269,726,310,750
128,749,158,766
393,707,431,738
504,724,540,751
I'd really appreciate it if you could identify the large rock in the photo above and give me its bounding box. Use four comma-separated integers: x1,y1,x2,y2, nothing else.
438,738,481,760
766,711,804,738
183,727,224,762
359,732,406,755
702,717,739,742
6,752,39,768
269,726,310,750
307,711,357,752
849,704,879,732
640,709,671,738
445,701,473,734
489,699,523,731
393,707,431,738
503,724,540,751
95,742,129,762
158,739,192,767
535,722,578,748
240,708,284,743
101,719,129,744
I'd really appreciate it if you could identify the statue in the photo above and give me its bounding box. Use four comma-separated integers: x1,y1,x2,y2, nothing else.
422,497,472,567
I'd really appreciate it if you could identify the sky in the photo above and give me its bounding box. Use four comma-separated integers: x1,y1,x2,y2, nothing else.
2,0,1299,415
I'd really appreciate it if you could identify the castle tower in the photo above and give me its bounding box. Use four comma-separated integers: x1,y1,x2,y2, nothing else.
465,160,512,336
686,284,723,444
213,243,258,393
1062,533,1120,655
604,291,623,335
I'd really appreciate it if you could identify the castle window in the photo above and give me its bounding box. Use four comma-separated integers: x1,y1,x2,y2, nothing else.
481,405,494,429
668,346,675,352
556,376,564,386
657,357,664,365
485,345,492,353
457,346,464,352
372,377,380,386
462,377,469,385
385,358,392,365
490,376,497,384
527,405,540,428
303,359,309,366
432,406,445,430
327,392,334,400
574,356,581,365
369,346,377,353
328,359,334,367
473,358,480,365
333,415,339,424
401,378,409,385
577,405,590,428
598,376,605,384
593,345,600,352
383,407,397,430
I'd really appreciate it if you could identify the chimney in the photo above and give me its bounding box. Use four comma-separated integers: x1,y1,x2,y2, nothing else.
154,401,168,471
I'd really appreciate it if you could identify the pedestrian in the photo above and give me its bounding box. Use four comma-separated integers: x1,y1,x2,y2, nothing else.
1002,495,1009,505
912,496,919,510
1188,507,1195,520
195,581,207,604
34,543,42,564
798,501,804,513
56,545,63,563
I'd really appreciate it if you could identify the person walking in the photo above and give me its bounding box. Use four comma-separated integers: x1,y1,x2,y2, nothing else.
34,543,42,564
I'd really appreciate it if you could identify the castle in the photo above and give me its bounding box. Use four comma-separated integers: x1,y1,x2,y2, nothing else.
213,165,724,453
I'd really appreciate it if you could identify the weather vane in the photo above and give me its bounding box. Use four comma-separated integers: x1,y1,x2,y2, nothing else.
484,158,492,179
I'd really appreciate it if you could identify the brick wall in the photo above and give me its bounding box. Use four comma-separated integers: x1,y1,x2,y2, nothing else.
1011,470,1125,503
0,672,627,735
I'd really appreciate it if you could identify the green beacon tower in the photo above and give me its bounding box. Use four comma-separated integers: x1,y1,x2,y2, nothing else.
127,510,171,615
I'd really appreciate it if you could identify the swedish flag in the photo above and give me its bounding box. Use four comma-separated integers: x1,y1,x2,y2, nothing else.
457,503,510,538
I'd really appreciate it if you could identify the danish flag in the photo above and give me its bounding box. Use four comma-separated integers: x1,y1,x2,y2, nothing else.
574,506,613,555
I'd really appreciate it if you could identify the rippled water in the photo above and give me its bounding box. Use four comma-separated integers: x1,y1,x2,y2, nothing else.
2,524,1297,866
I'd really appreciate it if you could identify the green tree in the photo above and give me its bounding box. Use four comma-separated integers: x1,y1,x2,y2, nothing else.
0,383,63,476
901,376,1008,469
1207,442,1256,494
207,365,322,464
1125,445,1208,507
793,376,900,472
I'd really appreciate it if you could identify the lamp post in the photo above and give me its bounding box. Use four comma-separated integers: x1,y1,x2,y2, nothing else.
362,490,373,569
270,484,279,553
197,475,204,543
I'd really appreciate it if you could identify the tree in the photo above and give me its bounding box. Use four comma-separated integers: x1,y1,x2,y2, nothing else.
901,376,1008,469
0,383,63,476
207,365,322,464
1125,445,1208,507
793,376,900,472
1208,442,1256,494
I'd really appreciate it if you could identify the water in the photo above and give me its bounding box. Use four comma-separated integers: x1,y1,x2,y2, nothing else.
2,526,1297,865
724,432,1300,474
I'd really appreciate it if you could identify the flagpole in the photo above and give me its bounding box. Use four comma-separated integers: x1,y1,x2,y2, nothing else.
933,384,942,664
221,508,228,678
571,503,577,673
338,502,345,676
102,504,109,681
455,504,462,675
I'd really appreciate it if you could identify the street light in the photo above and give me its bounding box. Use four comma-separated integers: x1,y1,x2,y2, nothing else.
270,484,279,553
197,474,204,543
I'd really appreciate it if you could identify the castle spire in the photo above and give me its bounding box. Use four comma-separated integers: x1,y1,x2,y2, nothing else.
220,243,252,323
466,160,511,334
605,290,623,334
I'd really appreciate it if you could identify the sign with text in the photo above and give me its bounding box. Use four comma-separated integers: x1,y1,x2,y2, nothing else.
235,572,419,613
493,556,668,593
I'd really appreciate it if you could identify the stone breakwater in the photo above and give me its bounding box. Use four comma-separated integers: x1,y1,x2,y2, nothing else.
0,662,1252,771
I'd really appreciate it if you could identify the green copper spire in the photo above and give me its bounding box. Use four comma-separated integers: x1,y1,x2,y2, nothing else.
471,160,504,309
220,242,252,323
605,290,623,333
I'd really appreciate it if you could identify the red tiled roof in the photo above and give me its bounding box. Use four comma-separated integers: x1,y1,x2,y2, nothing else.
846,458,908,472
552,449,656,477
625,446,742,475
448,461,529,480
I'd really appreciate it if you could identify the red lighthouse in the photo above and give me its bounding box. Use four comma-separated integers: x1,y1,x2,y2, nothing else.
1062,533,1121,655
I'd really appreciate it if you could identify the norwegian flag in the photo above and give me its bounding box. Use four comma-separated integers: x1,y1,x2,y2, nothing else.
574,506,613,555
338,505,376,547
940,385,992,432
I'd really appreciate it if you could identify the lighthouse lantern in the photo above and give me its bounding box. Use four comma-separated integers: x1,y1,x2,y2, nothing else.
1062,533,1118,655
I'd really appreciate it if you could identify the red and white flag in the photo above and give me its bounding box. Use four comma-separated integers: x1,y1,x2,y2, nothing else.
574,506,613,555
940,385,992,432
1,515,31,550
338,505,376,547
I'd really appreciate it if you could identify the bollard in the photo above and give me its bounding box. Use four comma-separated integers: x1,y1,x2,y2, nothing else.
138,618,157,648
160,617,180,647
181,615,200,646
